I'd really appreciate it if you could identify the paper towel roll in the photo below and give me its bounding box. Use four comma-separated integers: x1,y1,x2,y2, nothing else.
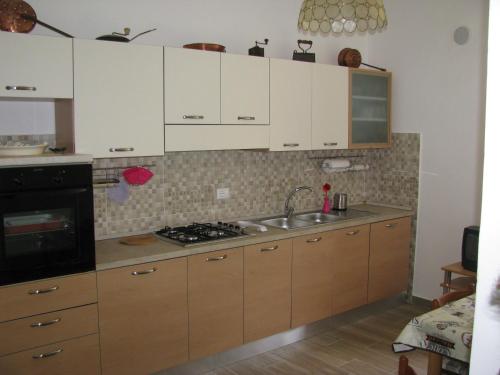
321,159,351,173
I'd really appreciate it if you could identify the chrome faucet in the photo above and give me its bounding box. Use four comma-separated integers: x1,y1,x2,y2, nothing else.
284,186,312,219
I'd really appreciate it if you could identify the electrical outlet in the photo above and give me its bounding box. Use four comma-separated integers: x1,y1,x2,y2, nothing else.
216,187,230,200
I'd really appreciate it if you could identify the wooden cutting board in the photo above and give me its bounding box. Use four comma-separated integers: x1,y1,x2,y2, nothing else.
119,234,157,246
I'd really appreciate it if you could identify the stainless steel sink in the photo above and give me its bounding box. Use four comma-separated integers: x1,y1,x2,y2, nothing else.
294,212,340,224
254,209,374,230
259,217,313,230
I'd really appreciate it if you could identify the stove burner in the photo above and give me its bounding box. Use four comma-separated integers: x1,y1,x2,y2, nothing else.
155,222,248,246
179,234,198,242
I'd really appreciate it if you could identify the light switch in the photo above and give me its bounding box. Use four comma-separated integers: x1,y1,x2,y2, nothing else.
216,187,230,200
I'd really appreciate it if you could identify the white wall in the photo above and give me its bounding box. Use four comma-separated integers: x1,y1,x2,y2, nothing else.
470,1,500,373
1,1,488,299
365,0,488,299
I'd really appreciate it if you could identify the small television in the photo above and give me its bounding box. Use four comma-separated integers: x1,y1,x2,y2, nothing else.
461,226,479,272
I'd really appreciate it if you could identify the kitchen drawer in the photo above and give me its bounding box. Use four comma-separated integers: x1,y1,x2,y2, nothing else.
0,273,97,323
0,333,100,375
0,304,98,357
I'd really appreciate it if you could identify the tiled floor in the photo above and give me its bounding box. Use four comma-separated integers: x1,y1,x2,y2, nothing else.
204,302,430,375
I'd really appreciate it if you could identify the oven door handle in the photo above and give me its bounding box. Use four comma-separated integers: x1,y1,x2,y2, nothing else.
0,188,90,198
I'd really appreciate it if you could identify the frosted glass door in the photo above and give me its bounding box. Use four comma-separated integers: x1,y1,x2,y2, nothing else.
350,71,391,148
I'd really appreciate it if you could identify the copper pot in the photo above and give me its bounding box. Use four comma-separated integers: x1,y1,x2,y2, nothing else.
338,48,386,71
0,0,72,37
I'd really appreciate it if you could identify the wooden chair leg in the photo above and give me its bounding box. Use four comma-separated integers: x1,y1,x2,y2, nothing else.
398,355,417,375
427,352,443,375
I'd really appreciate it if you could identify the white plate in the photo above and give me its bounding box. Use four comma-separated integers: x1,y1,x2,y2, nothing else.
0,143,48,156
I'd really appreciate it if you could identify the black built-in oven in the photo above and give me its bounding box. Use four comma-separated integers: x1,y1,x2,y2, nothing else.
0,164,95,286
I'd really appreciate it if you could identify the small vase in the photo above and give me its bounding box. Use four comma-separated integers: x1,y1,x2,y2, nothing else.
322,196,331,213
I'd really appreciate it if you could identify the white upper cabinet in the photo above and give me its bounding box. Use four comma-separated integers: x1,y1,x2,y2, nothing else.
164,48,220,124
221,54,269,125
269,59,312,151
311,64,348,150
0,33,72,99
73,39,164,158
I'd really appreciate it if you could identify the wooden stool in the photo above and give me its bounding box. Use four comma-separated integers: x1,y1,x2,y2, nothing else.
441,262,476,294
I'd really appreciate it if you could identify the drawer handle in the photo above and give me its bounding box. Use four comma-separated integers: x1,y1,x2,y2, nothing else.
28,286,59,295
131,267,157,276
206,254,227,262
31,318,61,328
260,245,279,252
32,348,63,360
346,230,359,236
109,147,134,152
283,143,299,147
324,142,338,146
385,223,397,228
306,237,322,243
237,116,255,121
183,115,204,120
6,85,37,91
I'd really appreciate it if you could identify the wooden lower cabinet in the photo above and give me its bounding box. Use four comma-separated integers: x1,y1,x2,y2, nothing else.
291,232,334,328
97,258,188,375
188,248,244,360
244,239,292,342
0,333,100,375
0,272,97,323
331,225,370,314
0,304,98,357
368,217,411,303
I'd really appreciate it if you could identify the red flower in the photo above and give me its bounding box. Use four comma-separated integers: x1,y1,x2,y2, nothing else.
322,183,331,193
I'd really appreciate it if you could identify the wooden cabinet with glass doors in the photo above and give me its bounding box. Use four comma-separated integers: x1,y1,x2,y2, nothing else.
349,69,392,148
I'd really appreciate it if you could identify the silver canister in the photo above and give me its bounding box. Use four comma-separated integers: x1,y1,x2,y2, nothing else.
333,193,348,211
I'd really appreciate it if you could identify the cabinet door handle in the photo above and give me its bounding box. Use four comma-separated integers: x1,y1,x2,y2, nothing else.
306,237,322,243
260,245,279,252
324,142,338,146
28,286,59,295
283,143,299,147
131,267,157,276
206,254,227,262
346,230,359,236
183,115,204,120
109,147,134,152
385,223,397,228
30,318,61,328
6,85,37,91
32,348,63,360
237,116,255,121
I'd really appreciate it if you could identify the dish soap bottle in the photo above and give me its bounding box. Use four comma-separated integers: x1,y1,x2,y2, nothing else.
322,183,331,213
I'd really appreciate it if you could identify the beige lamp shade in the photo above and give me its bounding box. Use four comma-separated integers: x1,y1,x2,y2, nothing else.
298,0,388,34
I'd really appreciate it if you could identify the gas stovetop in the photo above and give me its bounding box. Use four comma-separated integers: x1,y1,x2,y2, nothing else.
155,222,249,246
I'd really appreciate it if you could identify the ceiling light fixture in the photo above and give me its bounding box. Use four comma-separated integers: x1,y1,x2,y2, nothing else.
297,0,388,34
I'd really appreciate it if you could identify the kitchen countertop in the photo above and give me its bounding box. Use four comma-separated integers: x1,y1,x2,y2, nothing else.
95,204,413,271
0,153,93,167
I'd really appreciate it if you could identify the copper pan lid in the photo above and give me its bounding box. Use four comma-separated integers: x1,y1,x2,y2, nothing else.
183,43,226,53
0,0,36,33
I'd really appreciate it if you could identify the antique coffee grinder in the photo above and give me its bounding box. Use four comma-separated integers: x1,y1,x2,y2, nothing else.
248,38,269,57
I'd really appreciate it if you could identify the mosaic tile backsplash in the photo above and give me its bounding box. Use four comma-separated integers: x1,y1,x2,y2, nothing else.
90,133,420,240
0,132,420,293
0,132,420,238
